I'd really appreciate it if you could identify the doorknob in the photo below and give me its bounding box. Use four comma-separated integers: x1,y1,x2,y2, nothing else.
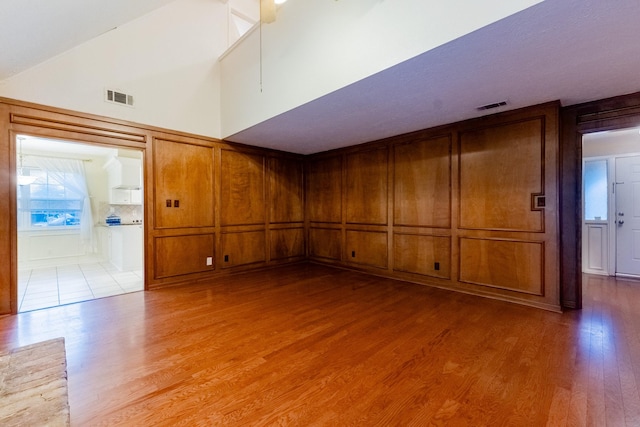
618,220,625,225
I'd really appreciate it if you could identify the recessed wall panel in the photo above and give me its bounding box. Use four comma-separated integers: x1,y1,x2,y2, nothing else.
459,119,544,231
394,234,451,279
459,237,544,295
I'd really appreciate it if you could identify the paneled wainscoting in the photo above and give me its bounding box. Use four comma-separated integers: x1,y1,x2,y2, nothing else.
0,265,638,425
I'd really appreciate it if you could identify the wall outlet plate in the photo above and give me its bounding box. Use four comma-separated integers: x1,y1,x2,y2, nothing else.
206,257,213,266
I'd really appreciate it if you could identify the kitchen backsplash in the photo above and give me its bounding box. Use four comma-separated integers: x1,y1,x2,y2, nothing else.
98,202,143,224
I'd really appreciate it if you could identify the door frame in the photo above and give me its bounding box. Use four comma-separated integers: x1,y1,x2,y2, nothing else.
561,91,640,309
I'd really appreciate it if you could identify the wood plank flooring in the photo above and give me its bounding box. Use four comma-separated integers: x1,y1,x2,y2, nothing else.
0,265,639,426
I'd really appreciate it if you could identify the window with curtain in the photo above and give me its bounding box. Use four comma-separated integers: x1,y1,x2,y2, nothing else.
18,168,83,228
17,156,94,252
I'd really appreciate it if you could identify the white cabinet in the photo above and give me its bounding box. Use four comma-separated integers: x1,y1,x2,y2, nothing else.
100,225,143,271
104,157,142,205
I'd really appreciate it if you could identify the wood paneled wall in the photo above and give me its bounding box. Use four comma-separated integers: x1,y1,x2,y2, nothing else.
0,98,305,314
0,97,581,314
306,103,561,311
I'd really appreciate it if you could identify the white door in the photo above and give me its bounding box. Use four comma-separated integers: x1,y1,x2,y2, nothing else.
616,155,640,276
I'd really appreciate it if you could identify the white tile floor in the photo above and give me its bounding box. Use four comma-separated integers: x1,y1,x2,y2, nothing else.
18,262,143,312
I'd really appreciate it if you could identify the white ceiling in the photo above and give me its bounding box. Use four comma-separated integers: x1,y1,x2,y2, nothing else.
226,0,640,154
3,0,640,154
0,0,176,80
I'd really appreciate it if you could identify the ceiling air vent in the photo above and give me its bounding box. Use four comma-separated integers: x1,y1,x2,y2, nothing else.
476,101,507,111
105,88,134,107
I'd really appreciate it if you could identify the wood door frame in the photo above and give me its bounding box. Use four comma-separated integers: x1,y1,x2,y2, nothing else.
560,91,640,309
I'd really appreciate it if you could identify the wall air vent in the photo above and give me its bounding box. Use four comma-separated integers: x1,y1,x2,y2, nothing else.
477,101,507,111
105,88,134,107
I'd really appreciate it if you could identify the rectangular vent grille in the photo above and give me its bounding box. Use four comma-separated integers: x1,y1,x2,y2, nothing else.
477,101,507,111
105,89,134,107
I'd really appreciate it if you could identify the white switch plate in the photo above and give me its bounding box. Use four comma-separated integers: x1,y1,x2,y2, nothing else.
206,256,213,266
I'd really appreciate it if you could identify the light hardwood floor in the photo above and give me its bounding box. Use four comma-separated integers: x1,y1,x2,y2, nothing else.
0,265,638,426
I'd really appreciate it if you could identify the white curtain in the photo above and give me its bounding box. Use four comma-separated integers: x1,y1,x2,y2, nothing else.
30,157,94,253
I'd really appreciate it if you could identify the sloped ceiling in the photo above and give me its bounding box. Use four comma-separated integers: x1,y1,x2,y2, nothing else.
0,0,176,80
2,0,640,154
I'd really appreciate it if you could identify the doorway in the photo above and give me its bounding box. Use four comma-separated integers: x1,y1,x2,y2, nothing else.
16,135,144,312
582,128,640,278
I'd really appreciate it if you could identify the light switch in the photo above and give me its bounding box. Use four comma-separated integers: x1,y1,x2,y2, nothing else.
206,257,213,266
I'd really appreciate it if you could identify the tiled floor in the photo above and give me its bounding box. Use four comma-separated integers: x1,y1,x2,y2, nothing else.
18,262,143,312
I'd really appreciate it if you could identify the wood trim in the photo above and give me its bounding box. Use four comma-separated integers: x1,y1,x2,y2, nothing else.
10,113,146,143
559,90,640,310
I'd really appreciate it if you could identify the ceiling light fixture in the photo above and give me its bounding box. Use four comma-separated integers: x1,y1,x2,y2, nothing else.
17,137,37,186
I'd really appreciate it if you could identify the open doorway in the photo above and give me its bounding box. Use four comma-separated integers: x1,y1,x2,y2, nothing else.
16,135,144,312
582,128,640,278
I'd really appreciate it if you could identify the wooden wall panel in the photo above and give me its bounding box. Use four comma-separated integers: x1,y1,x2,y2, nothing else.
270,228,304,260
154,234,215,279
154,138,214,229
346,148,388,225
220,150,265,226
221,231,266,268
0,106,12,314
459,119,544,231
307,156,342,223
394,135,451,228
459,237,544,295
346,230,388,269
269,157,303,223
394,234,451,279
309,228,341,261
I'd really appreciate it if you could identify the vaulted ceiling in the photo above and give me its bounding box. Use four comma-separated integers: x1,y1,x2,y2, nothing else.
3,0,640,154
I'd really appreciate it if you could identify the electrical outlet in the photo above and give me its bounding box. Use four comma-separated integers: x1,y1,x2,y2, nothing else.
166,199,172,207
224,255,229,262
173,199,179,208
434,262,440,271
352,251,355,257
206,257,213,266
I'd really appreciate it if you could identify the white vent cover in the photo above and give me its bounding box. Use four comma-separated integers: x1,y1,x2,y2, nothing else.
105,88,134,107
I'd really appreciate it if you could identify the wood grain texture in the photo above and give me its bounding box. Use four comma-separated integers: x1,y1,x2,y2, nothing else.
394,233,451,279
306,156,342,223
346,147,388,225
220,150,265,226
308,228,341,261
153,138,214,229
459,118,544,231
268,157,303,224
459,237,544,295
270,228,304,261
154,234,215,278
394,135,451,228
0,105,12,314
0,267,637,426
346,230,388,269
221,230,266,268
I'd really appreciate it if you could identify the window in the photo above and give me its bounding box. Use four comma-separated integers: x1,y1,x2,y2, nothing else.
583,159,608,221
17,168,84,229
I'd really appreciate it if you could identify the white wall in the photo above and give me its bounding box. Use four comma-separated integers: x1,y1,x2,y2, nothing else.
0,0,228,139
219,0,543,138
583,129,640,157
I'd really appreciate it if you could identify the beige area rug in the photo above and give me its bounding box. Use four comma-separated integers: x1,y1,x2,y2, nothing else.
0,338,70,426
